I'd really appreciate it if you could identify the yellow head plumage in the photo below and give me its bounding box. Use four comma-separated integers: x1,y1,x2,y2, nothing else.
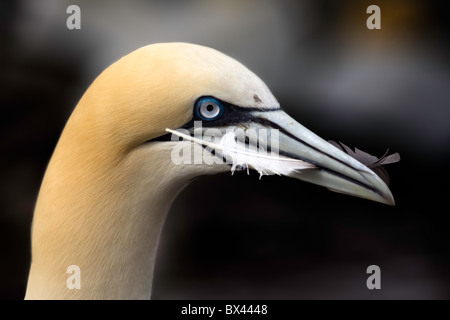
26,42,396,300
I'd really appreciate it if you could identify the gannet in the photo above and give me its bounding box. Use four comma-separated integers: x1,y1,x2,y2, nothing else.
25,43,397,299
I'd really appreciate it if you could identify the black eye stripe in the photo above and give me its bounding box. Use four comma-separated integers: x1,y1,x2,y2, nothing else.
148,96,280,142
188,96,280,128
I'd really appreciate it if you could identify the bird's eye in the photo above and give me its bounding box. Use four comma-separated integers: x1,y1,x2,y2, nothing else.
195,97,224,121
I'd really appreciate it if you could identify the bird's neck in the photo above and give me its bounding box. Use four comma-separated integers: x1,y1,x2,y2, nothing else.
25,129,195,299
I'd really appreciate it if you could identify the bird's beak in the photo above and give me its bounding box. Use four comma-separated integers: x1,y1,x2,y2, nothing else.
246,110,395,205
166,109,395,206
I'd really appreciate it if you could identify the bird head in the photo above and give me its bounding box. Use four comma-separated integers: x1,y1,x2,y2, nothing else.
75,42,395,205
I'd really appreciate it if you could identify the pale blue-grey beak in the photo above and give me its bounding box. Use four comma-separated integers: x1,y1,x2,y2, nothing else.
249,110,395,205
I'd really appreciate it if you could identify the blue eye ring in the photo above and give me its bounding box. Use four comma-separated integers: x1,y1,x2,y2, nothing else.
195,97,224,121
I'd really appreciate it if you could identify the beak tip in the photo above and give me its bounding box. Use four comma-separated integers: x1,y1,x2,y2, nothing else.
382,192,396,206
372,182,395,206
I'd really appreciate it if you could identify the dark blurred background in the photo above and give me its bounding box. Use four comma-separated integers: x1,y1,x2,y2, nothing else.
1,0,449,299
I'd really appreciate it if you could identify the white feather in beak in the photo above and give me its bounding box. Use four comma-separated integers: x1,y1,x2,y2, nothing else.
166,128,315,178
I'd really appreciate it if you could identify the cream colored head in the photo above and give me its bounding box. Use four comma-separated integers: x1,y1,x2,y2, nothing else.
76,42,279,151
26,42,396,300
26,43,283,300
